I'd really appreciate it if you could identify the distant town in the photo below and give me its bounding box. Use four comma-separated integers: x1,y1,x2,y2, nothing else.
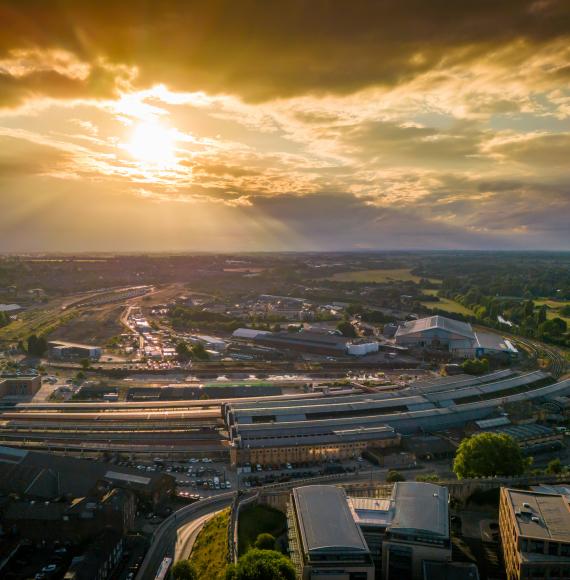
0,251,569,580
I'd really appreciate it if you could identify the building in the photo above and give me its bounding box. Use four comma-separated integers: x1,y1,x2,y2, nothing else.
349,482,451,580
0,374,41,397
0,446,175,506
2,488,136,543
232,327,271,340
191,334,226,351
288,485,375,580
347,341,380,356
422,561,479,580
230,423,400,468
255,330,350,355
64,530,124,580
481,424,563,456
395,315,518,358
499,487,570,580
224,373,570,465
48,340,102,360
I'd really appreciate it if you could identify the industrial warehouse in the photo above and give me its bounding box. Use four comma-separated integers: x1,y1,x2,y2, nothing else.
395,315,519,358
224,370,570,467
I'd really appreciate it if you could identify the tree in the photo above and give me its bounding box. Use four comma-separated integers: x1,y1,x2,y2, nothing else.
191,342,210,361
229,549,295,580
386,470,406,483
80,358,90,370
337,320,357,338
461,358,489,375
172,560,198,580
546,458,563,475
453,433,528,479
416,473,440,482
0,311,10,328
176,341,192,362
27,334,47,357
254,533,276,551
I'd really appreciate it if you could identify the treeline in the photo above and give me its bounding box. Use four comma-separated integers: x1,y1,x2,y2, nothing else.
434,290,569,347
169,306,243,333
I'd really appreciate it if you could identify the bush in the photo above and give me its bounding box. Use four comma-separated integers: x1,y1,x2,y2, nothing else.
229,549,295,580
254,533,276,550
172,560,198,580
386,470,406,483
461,358,489,375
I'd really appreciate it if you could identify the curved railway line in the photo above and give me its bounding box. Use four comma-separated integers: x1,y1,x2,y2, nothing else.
511,336,567,378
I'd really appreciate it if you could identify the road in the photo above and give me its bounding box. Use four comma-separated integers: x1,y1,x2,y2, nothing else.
136,493,234,580
174,510,221,561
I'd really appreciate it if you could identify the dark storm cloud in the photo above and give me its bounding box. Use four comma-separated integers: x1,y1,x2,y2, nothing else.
0,0,569,102
0,65,123,107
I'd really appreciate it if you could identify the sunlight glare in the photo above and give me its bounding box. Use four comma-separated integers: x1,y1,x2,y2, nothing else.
126,121,177,168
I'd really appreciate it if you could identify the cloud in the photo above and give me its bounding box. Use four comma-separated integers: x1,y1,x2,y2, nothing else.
1,1,569,103
485,132,570,168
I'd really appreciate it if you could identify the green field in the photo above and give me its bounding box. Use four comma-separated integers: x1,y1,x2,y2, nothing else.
329,268,439,284
420,292,475,316
190,509,230,580
238,504,287,555
534,299,570,325
0,305,79,344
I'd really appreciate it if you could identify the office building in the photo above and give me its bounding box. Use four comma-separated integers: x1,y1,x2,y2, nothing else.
349,482,451,579
499,487,570,579
288,485,375,580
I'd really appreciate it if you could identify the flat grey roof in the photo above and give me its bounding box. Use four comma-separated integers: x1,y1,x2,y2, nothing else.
293,485,369,554
390,482,449,538
504,488,570,541
349,497,393,527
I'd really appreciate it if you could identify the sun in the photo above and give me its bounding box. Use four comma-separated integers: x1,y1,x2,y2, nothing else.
126,121,177,167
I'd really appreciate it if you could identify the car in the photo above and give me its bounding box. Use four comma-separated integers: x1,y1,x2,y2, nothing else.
42,564,58,573
286,463,293,470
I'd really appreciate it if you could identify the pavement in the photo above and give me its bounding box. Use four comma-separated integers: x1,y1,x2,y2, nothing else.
174,510,221,561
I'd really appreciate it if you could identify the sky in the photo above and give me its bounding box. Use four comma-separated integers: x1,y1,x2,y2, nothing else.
0,0,569,252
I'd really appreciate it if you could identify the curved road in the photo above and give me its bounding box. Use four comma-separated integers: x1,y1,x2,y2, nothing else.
136,492,234,580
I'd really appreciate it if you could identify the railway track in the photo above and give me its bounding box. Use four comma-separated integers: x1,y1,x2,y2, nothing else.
511,336,567,378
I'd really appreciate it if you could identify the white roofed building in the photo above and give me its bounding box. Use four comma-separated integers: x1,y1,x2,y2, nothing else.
395,315,516,359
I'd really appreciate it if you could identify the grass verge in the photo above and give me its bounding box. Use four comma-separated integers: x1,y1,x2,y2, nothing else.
190,508,230,580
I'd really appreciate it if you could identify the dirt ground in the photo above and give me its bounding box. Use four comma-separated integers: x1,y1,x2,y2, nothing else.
49,304,125,345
